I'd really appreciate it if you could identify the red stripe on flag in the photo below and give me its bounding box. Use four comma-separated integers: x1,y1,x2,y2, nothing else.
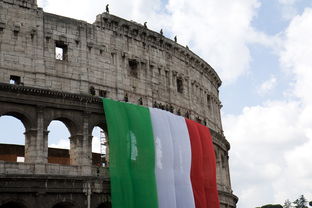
185,119,207,208
186,119,220,208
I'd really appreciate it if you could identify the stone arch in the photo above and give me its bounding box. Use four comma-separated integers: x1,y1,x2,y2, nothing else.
45,117,79,136
47,120,71,165
96,202,111,208
0,109,34,163
0,110,33,131
88,115,107,134
44,111,83,165
43,108,84,136
0,200,28,208
89,116,109,167
51,201,75,208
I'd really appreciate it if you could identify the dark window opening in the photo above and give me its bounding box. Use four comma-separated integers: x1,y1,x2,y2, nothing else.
221,155,226,168
111,53,116,65
138,97,143,105
13,31,19,37
55,41,68,61
9,75,21,85
0,23,4,32
207,95,212,109
89,86,96,96
196,117,202,124
124,94,129,102
177,109,181,116
177,78,183,93
185,111,190,119
169,105,174,113
129,59,139,77
99,90,107,97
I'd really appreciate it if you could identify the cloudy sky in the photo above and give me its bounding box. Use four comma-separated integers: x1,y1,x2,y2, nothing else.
1,0,312,207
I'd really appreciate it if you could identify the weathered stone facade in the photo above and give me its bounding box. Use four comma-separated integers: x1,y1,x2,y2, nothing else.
0,0,238,207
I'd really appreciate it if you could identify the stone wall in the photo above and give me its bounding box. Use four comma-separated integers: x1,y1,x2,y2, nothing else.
0,0,223,133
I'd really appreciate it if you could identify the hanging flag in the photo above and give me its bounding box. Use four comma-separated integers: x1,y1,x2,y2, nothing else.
102,98,220,208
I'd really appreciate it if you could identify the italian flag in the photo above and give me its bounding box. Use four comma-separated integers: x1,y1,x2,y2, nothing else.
102,98,220,208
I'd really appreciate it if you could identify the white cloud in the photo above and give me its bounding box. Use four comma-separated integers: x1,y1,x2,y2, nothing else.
47,136,102,153
280,8,312,104
166,0,261,83
92,136,101,153
258,75,277,95
49,138,70,149
278,0,297,5
224,7,312,207
224,100,310,207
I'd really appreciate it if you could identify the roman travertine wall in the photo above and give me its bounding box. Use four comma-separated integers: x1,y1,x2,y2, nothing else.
0,0,223,133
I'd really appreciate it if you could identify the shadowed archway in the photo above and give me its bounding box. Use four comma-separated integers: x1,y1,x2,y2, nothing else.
0,201,28,208
51,202,75,208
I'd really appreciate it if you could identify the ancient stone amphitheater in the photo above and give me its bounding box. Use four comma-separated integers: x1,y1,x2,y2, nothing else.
0,0,238,207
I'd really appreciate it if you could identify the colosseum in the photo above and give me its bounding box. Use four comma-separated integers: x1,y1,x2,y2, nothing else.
0,0,238,207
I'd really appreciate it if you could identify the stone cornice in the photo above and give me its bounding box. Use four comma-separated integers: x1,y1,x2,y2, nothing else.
0,83,102,103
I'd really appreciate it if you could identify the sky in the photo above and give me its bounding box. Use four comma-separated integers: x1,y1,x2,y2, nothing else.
0,0,312,207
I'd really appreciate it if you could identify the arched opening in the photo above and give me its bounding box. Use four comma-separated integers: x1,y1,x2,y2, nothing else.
47,120,70,165
51,202,75,208
0,201,27,208
92,126,108,167
0,116,25,163
96,202,111,208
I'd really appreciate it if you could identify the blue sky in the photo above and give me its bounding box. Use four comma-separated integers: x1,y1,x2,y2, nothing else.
1,0,312,207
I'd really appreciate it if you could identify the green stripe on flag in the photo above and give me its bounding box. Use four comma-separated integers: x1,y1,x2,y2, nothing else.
102,98,158,208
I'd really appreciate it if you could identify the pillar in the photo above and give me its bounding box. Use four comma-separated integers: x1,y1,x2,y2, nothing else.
69,112,92,175
24,107,48,164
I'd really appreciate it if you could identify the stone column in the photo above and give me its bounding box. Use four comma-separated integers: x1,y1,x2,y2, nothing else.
24,107,48,164
69,134,84,166
24,129,38,163
69,134,92,175
69,113,92,175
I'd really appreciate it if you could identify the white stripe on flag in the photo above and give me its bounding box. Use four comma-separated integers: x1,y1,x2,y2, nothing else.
167,112,196,208
149,108,177,208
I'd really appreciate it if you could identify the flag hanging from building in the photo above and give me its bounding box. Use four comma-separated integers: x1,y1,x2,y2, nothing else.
102,98,220,208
